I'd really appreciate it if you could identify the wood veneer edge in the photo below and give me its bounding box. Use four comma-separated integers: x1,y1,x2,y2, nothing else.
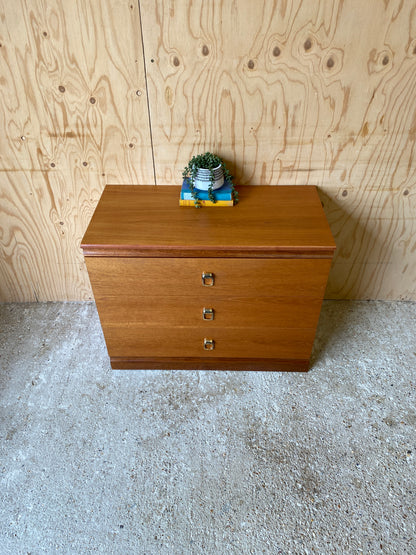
81,246,336,258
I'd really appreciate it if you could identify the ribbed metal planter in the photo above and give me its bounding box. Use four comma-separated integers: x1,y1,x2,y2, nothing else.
194,164,224,191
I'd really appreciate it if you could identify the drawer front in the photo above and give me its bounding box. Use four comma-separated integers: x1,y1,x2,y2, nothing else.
87,257,330,362
94,295,323,330
86,257,332,299
103,325,316,359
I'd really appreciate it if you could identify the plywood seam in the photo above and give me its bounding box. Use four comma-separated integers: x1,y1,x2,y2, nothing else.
137,0,157,186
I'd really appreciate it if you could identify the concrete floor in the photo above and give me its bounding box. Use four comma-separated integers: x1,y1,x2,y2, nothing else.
0,301,415,554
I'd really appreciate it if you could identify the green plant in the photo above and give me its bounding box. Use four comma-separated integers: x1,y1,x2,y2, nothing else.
182,152,238,208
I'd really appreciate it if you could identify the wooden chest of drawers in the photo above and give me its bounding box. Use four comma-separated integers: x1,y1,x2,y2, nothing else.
81,185,335,371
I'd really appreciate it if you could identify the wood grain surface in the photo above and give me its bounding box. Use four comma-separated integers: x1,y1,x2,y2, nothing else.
0,0,153,301
140,0,416,300
86,257,332,299
81,185,336,258
1,0,415,300
103,324,316,359
90,294,323,330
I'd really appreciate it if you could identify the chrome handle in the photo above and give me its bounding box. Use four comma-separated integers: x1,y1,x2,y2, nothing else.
204,338,215,350
201,272,214,286
202,308,214,320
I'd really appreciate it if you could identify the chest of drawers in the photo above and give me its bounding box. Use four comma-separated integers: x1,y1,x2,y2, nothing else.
81,185,335,371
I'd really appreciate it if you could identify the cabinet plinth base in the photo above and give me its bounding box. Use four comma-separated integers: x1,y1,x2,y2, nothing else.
110,357,310,372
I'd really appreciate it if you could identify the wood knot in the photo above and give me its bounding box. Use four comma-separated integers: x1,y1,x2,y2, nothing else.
273,46,281,57
342,190,348,197
50,162,55,167
304,38,312,51
382,55,389,65
248,59,255,69
173,56,180,67
326,57,334,68
202,45,209,56
404,189,409,196
58,85,65,93
165,86,173,106
82,161,88,166
89,97,96,104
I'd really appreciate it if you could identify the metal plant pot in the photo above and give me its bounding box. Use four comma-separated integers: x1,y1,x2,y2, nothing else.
194,164,224,191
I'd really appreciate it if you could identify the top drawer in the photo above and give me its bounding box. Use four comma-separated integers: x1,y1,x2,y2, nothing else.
86,257,332,299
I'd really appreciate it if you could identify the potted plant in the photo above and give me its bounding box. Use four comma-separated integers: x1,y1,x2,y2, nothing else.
182,152,238,207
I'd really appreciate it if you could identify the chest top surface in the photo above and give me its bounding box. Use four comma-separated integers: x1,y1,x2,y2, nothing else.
81,185,336,258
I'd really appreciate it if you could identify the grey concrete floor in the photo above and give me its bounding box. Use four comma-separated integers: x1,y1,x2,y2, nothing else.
0,301,415,554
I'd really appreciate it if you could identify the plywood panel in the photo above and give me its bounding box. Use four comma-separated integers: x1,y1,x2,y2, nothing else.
1,0,415,301
141,0,416,186
140,0,416,299
0,169,96,301
0,0,153,301
320,188,416,299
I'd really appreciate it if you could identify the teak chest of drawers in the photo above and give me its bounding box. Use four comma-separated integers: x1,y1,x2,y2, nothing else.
81,185,335,371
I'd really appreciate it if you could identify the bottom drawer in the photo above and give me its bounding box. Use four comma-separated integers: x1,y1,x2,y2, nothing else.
102,325,316,360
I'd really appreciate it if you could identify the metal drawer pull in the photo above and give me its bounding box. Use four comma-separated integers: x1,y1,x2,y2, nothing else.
202,308,214,320
204,338,215,350
201,272,214,286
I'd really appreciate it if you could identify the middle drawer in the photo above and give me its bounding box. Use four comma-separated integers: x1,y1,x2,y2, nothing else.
95,295,323,330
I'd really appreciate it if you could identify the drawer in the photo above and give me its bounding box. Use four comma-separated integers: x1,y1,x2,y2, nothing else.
94,295,323,330
103,325,316,359
86,257,332,299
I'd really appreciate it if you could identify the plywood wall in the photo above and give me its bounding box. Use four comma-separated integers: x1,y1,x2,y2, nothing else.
0,0,153,301
0,0,415,301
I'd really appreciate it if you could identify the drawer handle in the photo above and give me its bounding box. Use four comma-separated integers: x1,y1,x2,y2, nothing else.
201,272,214,286
204,338,215,350
202,308,214,320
